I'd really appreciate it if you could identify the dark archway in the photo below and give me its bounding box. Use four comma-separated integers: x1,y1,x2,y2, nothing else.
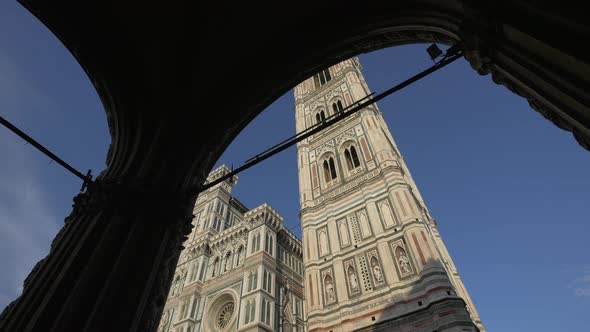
1,1,589,331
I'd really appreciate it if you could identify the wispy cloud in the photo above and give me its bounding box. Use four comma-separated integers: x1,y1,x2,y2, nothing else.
567,267,590,297
0,51,61,311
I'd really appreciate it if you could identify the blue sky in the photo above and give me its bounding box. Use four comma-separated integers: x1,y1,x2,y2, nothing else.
1,1,589,330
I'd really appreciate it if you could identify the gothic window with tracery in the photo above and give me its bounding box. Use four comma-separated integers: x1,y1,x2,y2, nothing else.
251,233,261,253
344,145,361,171
264,233,273,255
322,157,337,182
332,100,344,114
313,69,332,89
216,302,234,329
315,110,326,124
248,271,258,292
244,299,256,324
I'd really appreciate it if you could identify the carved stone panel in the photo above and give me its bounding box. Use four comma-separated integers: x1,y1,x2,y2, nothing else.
337,219,351,248
356,209,373,239
390,239,415,279
344,259,361,297
377,198,398,229
366,249,385,287
317,227,330,258
320,267,337,306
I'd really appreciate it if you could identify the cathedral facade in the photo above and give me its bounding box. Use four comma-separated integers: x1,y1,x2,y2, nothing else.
158,57,483,332
157,166,305,332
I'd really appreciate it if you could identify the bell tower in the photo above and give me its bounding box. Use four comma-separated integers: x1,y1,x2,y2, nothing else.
295,57,485,332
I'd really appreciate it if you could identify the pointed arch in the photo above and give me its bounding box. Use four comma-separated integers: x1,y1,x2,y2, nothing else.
347,265,359,293
379,200,397,227
236,245,244,267
344,149,353,170
328,157,336,179
338,222,350,246
315,110,326,124
223,251,232,272
358,211,371,238
323,160,330,182
350,145,360,167
332,99,344,114
244,301,251,323
324,273,335,303
370,255,384,283
395,246,413,275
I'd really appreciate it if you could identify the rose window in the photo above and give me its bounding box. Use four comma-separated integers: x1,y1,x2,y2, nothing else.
216,302,235,329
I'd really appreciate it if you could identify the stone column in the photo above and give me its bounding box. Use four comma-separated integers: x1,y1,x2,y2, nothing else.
0,179,196,332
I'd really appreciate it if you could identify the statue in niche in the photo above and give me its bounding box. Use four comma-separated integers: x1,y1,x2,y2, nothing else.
170,276,180,296
236,247,244,266
397,248,411,274
281,282,290,309
211,259,218,277
371,258,383,282
348,268,359,292
224,254,232,272
157,310,170,332
325,275,335,302
176,269,187,294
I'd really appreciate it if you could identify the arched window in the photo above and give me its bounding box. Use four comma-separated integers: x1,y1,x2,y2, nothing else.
329,158,337,179
249,299,256,323
344,146,361,171
344,149,353,170
332,100,344,114
313,69,332,89
315,110,326,124
251,233,261,253
350,146,360,167
244,301,251,323
249,270,258,291
255,233,261,251
322,157,337,182
323,160,330,182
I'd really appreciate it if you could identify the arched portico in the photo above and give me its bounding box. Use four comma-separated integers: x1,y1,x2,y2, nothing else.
1,1,589,331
